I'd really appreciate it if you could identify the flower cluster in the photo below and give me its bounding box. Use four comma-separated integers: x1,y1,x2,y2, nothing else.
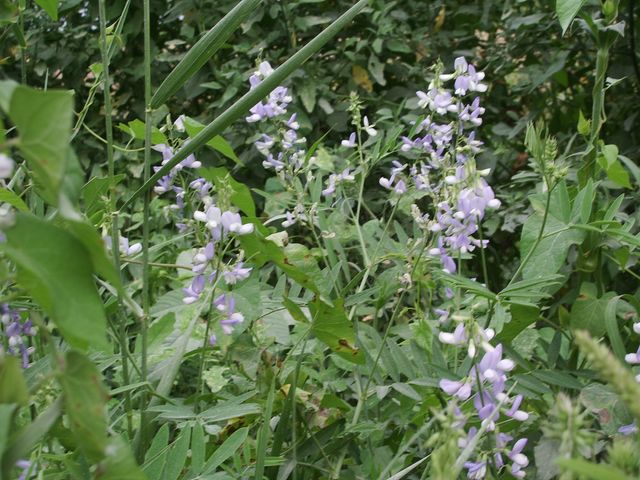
149,117,255,345
1,304,36,368
384,57,499,273
619,318,640,435
245,61,321,229
438,320,530,479
246,62,304,176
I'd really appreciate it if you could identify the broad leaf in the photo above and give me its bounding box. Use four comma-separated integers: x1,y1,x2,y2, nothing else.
520,213,584,280
556,0,586,34
0,356,28,406
10,86,73,205
2,214,108,351
34,0,58,20
185,118,240,164
309,298,364,364
569,283,616,337
58,350,109,463
200,166,254,217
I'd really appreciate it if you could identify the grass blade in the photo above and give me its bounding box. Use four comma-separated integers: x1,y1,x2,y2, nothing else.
255,376,276,480
122,0,369,209
151,0,262,108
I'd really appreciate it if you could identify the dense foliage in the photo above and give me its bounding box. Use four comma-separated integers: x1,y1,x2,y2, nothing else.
1,0,640,479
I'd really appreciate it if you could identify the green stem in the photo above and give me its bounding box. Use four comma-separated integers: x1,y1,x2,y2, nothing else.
98,0,133,440
139,0,153,460
508,183,555,286
18,0,26,85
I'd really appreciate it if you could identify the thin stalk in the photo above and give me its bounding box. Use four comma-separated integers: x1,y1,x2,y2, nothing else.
507,183,555,286
353,129,371,268
72,0,131,140
18,0,26,85
99,0,133,440
139,0,153,460
195,241,232,412
477,219,490,291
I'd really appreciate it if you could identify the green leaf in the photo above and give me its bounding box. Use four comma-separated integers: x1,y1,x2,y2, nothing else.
184,118,240,164
577,110,590,136
556,458,630,480
58,350,109,463
299,82,317,112
124,0,369,208
556,0,586,34
202,427,249,474
309,298,364,364
163,427,191,480
254,378,275,480
605,160,631,188
0,188,28,212
59,218,122,290
284,243,331,299
95,438,147,480
0,403,16,459
569,283,616,337
34,0,58,20
239,234,320,294
81,175,126,218
197,403,261,423
2,397,62,470
151,0,262,108
199,167,254,217
118,119,167,145
143,424,169,479
190,424,205,475
283,296,309,323
9,86,73,205
497,304,539,344
605,296,627,361
520,213,584,280
2,214,108,351
0,356,28,406
570,179,595,224
600,144,619,169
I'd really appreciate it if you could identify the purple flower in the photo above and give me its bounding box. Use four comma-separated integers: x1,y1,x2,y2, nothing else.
103,235,142,256
439,378,471,400
341,132,357,148
215,295,245,335
508,439,529,478
155,174,174,194
183,275,205,304
16,459,35,480
505,394,529,421
223,262,252,285
192,242,215,274
625,346,640,365
439,323,467,345
463,461,487,479
1,305,36,368
618,422,638,435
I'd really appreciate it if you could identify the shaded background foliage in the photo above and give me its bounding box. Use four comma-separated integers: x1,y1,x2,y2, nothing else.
3,1,639,291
